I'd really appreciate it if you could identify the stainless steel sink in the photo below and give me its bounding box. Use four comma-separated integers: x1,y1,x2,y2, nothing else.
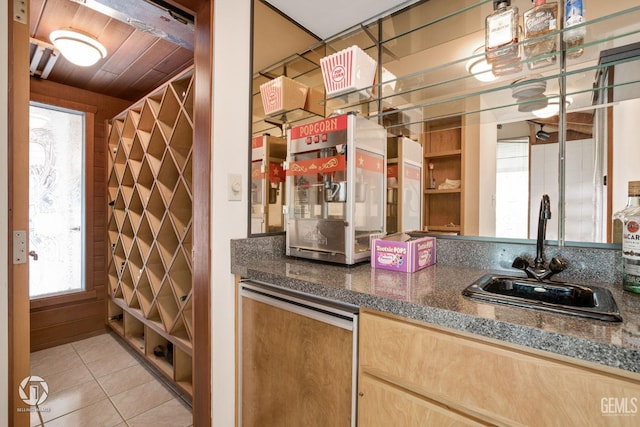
462,274,622,322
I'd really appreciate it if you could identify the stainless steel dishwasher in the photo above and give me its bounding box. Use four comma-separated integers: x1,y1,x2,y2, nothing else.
239,280,358,427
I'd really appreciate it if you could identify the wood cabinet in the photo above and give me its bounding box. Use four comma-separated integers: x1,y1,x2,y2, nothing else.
358,309,640,426
106,66,194,397
239,281,357,427
357,374,484,427
422,116,464,234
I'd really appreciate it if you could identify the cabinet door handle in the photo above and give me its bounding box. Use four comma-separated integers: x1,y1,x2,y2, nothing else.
29,250,38,261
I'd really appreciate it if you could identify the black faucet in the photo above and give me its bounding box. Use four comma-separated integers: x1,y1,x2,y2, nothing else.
512,194,566,281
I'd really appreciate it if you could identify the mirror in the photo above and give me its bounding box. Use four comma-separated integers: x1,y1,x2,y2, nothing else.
480,95,640,245
250,0,322,234
480,114,596,242
249,0,640,245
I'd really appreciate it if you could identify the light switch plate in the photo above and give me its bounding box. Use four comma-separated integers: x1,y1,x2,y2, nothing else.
13,230,27,264
228,173,242,201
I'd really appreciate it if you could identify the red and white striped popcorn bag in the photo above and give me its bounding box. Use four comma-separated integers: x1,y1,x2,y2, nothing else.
320,45,377,97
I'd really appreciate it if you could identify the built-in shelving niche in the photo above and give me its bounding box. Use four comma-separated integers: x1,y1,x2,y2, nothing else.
106,66,194,398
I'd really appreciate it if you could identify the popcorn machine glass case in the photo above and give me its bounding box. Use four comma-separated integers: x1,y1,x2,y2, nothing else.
386,136,423,234
251,135,286,234
285,112,386,264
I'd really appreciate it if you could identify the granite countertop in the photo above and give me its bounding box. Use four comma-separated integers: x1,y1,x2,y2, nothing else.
231,237,640,374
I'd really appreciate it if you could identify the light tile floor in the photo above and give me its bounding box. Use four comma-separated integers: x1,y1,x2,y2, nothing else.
29,332,192,427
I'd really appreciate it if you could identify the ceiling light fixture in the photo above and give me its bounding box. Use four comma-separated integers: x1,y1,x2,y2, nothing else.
536,125,551,140
511,75,546,99
50,29,107,67
466,46,497,82
532,96,573,118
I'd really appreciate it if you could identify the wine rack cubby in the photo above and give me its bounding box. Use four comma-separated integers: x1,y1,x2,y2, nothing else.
106,66,194,397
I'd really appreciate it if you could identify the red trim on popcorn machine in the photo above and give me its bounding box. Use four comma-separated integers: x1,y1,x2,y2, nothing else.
251,163,263,180
356,150,385,173
290,114,349,140
387,164,398,179
269,162,285,183
286,154,347,176
251,135,263,149
405,164,421,181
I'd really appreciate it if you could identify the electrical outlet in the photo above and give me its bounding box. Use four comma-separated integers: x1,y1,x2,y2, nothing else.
228,173,242,201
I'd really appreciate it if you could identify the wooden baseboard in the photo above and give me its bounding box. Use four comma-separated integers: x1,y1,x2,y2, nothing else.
30,321,109,352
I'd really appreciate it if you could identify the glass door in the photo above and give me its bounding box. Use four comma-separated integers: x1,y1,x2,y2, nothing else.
29,102,85,298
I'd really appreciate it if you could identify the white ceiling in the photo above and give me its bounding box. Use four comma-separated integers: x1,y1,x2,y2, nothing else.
264,0,420,39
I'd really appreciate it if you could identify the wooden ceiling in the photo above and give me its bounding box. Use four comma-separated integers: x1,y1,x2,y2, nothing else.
529,112,594,144
29,0,194,102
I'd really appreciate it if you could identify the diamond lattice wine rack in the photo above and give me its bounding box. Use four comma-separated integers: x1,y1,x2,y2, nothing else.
106,66,194,397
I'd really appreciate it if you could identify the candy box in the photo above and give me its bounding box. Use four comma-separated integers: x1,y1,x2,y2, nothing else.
371,232,436,273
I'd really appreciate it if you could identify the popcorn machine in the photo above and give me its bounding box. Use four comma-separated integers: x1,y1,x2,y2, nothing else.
386,136,423,234
284,112,386,264
251,135,286,234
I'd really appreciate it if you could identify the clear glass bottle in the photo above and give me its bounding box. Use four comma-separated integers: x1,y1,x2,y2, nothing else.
524,0,558,70
619,181,640,293
613,181,640,244
485,0,522,76
564,0,586,59
623,207,640,293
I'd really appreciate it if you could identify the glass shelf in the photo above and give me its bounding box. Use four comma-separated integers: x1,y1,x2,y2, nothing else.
252,48,323,88
315,3,640,136
377,0,489,49
252,107,324,137
250,0,640,241
255,1,640,134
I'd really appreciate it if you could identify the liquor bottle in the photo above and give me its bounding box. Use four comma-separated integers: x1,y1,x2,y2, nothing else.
622,203,640,293
485,0,522,76
613,181,640,244
523,0,558,70
428,162,436,189
564,0,586,58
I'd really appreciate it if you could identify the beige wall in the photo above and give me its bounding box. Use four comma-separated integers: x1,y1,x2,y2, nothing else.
211,0,251,425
